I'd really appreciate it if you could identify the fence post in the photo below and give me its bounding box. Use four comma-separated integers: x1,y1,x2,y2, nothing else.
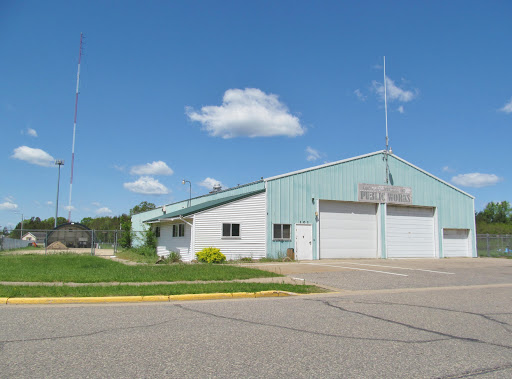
91,230,95,256
114,230,117,255
45,231,48,255
486,233,489,257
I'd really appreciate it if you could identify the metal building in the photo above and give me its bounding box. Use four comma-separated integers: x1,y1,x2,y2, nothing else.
46,223,93,248
133,151,475,260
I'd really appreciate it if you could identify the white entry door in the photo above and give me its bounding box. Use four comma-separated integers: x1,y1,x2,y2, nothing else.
295,224,313,260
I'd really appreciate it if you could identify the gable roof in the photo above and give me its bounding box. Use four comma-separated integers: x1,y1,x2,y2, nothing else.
265,150,474,199
144,189,265,223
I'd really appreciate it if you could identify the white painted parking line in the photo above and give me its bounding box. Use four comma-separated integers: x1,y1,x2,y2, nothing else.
338,262,455,275
303,263,408,277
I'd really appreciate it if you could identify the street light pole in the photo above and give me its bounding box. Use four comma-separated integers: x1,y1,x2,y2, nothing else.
55,160,64,228
182,179,191,207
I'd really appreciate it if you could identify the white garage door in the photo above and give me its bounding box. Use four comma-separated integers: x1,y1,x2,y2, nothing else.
443,229,470,257
319,201,378,259
386,206,435,258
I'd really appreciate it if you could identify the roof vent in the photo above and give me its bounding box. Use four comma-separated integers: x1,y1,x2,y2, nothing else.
210,184,222,193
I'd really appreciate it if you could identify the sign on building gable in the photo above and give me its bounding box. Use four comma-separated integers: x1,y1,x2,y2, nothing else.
358,183,412,205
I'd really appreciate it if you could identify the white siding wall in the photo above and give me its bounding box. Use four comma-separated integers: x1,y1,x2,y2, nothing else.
194,192,266,260
157,222,193,261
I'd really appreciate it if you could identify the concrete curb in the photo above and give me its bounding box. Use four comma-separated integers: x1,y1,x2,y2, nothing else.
2,291,296,305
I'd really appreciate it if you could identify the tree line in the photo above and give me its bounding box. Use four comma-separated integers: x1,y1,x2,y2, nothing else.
5,201,157,243
475,201,512,234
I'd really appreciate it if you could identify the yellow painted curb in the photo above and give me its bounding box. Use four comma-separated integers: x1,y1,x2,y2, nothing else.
170,293,234,301
141,295,170,302
3,291,296,305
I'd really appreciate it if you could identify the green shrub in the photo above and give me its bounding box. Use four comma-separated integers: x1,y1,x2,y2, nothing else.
196,247,226,263
167,251,182,263
131,246,156,257
144,227,157,249
239,257,253,262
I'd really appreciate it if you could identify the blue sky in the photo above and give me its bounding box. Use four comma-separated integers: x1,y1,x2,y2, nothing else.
1,1,511,229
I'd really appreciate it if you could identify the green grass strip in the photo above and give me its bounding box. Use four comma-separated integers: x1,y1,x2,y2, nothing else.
0,254,281,283
0,283,326,297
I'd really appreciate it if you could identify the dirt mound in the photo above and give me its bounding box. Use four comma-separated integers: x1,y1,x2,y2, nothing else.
47,241,68,250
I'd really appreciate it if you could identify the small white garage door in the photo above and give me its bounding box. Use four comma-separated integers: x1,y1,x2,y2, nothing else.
386,206,435,258
319,201,378,259
443,229,470,257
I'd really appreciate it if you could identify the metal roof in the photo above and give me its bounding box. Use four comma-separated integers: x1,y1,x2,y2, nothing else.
132,179,264,216
144,189,265,223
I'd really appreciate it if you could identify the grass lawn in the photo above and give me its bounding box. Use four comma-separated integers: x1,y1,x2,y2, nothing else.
0,254,281,283
0,282,325,297
115,249,162,264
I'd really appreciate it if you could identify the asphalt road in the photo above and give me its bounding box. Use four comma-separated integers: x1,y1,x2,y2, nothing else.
1,259,512,378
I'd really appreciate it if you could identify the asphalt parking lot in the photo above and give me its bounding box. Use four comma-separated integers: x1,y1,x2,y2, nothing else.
1,258,511,378
249,258,512,291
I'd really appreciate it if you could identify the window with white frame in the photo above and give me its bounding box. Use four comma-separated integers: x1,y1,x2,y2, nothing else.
172,224,185,237
273,224,291,240
222,223,240,238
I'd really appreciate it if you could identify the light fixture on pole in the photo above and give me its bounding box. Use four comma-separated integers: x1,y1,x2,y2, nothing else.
182,179,191,207
55,160,65,228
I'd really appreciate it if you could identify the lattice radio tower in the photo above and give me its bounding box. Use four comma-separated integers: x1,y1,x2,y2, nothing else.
67,33,83,222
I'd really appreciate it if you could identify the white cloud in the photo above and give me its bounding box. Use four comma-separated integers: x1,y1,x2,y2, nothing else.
124,176,170,195
198,177,224,190
397,105,405,114
130,161,174,176
11,146,55,167
306,146,322,161
186,88,305,138
442,166,454,173
113,164,126,172
26,128,38,137
91,202,101,207
64,205,77,211
372,76,418,103
499,97,512,113
451,173,503,188
354,89,367,101
96,207,112,215
46,201,53,206
0,202,18,211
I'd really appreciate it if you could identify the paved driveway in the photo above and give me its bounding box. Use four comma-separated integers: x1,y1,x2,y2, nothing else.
249,258,512,291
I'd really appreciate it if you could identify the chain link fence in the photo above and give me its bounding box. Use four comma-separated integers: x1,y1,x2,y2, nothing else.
477,234,512,257
0,229,134,256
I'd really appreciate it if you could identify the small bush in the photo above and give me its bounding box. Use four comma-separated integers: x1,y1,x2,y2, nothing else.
196,247,226,263
131,246,157,257
167,251,182,263
239,257,253,262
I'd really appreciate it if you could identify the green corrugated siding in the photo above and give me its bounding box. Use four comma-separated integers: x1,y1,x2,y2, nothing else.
266,152,475,258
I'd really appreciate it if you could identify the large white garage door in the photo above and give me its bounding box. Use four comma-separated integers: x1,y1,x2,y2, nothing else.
386,206,435,258
443,229,470,257
319,201,378,259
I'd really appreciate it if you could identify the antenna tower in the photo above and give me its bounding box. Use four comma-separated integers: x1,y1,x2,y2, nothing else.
68,32,83,222
383,56,390,184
